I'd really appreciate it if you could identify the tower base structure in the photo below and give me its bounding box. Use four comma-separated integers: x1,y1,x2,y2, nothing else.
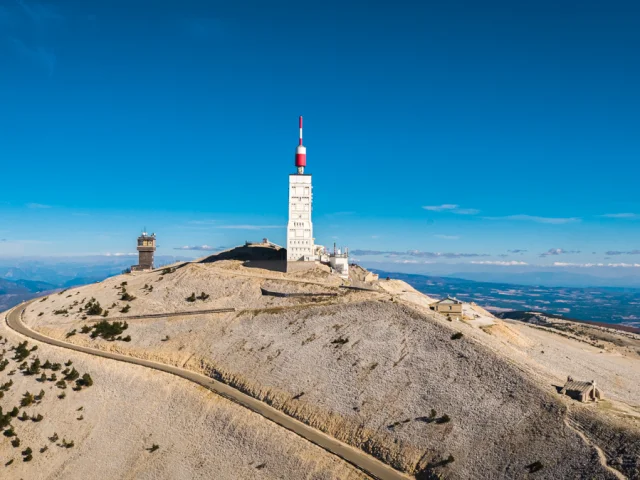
131,232,156,271
286,174,315,267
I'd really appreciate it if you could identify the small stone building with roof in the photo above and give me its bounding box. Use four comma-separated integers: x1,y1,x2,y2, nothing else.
560,377,603,403
431,297,463,319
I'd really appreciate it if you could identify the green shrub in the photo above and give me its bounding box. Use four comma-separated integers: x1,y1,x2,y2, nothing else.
5,459,13,466
85,299,103,316
42,360,52,369
13,342,31,362
527,461,543,473
20,392,34,407
66,329,77,338
451,332,463,340
27,358,41,375
90,320,129,341
21,447,32,456
197,292,210,301
148,443,159,452
4,427,16,437
32,414,43,422
186,293,196,302
64,368,79,382
10,407,19,417
65,360,73,366
11,438,20,447
23,454,32,462
120,304,131,313
122,335,131,342
436,414,451,424
121,291,136,301
77,373,93,387
80,325,92,334
53,309,68,315
19,411,29,421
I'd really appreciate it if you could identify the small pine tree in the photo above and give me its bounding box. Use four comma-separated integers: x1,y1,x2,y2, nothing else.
80,373,93,387
20,391,34,407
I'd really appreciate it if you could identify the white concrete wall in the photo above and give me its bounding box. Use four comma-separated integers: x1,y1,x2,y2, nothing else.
329,255,349,278
287,174,314,261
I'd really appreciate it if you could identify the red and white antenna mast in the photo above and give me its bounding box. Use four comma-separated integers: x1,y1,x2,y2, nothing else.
295,115,306,174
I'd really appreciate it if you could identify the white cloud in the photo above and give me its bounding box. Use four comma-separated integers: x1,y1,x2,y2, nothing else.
434,234,460,240
484,215,580,224
470,261,528,266
174,245,220,251
552,262,640,268
188,220,217,225
599,213,639,219
539,248,580,257
454,208,480,215
423,204,458,211
422,204,479,215
104,252,137,257
26,203,51,209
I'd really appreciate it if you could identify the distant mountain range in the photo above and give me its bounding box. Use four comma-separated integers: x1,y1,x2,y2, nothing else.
0,278,58,312
358,260,640,288
0,255,191,311
374,269,640,328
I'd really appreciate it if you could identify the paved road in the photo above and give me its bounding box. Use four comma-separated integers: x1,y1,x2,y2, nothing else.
5,301,411,480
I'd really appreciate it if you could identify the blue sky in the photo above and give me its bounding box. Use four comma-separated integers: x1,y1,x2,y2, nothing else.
1,0,640,280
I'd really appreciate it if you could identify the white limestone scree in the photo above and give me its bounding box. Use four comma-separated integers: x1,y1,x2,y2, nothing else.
287,174,314,261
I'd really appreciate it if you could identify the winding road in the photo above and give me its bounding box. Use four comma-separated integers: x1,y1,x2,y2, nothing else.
5,300,411,480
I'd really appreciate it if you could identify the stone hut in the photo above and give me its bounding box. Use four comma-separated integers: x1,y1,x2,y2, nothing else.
560,377,603,402
431,297,463,319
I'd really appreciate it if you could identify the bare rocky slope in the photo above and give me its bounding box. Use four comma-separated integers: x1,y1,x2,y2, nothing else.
16,254,640,479
0,314,367,479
